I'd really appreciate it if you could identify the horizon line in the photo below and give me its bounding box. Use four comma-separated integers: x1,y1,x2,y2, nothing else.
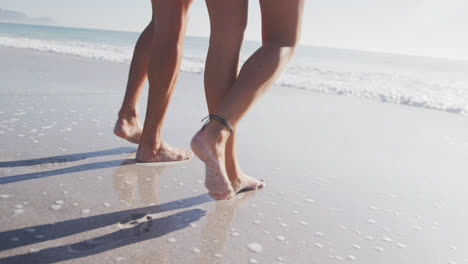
1,21,467,64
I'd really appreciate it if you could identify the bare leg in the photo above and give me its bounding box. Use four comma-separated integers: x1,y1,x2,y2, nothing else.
202,0,263,196
137,0,194,162
192,0,304,199
114,22,154,144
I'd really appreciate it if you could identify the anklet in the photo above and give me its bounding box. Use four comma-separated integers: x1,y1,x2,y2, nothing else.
201,114,233,133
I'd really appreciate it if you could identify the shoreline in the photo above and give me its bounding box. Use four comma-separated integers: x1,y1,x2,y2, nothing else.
1,46,468,118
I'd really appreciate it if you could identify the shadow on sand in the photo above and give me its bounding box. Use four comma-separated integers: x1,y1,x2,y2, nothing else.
0,148,214,263
0,147,135,168
0,194,211,264
0,147,136,185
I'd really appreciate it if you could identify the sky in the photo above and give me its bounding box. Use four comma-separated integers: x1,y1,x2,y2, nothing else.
0,0,467,61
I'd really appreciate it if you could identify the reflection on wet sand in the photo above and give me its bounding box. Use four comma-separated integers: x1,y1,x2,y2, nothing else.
0,159,211,264
195,192,256,263
112,160,173,206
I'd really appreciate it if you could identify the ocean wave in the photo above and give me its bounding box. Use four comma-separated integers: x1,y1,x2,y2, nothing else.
279,65,468,115
1,34,467,115
0,35,133,63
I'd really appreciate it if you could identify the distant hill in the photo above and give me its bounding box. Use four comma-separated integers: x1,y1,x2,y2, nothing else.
0,8,56,25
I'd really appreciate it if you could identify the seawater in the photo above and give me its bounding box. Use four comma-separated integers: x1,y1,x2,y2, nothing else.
1,22,468,115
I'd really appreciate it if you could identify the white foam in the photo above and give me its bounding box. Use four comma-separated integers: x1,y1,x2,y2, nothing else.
50,204,61,210
167,237,177,244
276,236,286,241
396,242,407,248
375,247,385,252
382,237,393,242
0,35,132,63
3,34,467,117
278,63,468,116
0,194,12,199
247,242,263,253
81,209,90,215
314,243,323,248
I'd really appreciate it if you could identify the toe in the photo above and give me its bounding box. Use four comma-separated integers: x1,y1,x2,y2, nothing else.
258,181,265,188
184,150,193,160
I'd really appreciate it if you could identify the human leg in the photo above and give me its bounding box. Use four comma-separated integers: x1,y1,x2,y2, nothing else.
137,0,194,162
114,22,154,144
202,0,263,195
214,0,304,126
192,0,304,199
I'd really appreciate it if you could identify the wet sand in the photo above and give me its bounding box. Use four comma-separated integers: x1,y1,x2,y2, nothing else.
1,47,468,263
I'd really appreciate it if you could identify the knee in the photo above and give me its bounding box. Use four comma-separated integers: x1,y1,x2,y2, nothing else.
262,29,301,59
264,39,299,60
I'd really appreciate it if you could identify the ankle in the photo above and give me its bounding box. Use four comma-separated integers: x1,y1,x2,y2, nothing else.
139,133,163,149
205,122,230,144
118,109,138,121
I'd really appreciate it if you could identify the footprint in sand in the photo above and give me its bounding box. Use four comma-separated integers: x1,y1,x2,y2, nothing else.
118,213,153,234
69,214,153,253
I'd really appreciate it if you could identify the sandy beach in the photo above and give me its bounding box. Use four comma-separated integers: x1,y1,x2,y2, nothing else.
1,46,468,263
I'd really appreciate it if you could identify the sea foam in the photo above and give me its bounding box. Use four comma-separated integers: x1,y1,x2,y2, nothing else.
1,34,467,116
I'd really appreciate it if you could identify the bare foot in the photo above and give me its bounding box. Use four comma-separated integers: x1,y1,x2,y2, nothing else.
191,128,235,200
114,117,143,144
230,173,264,194
136,141,192,162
